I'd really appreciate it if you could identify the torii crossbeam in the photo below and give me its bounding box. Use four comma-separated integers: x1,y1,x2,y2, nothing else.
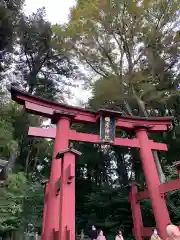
10,86,174,240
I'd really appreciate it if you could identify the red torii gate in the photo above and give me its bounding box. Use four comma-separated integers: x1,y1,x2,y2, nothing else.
10,86,178,240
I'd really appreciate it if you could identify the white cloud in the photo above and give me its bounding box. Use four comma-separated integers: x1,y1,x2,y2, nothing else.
24,0,76,24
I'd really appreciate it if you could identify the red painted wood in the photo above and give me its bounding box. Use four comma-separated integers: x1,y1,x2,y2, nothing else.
11,86,96,115
25,101,96,123
59,152,76,240
136,179,180,201
29,127,168,151
43,118,70,240
150,142,168,151
25,100,171,131
11,87,173,131
66,227,70,240
159,179,180,194
116,119,170,131
129,182,143,240
67,164,75,183
136,189,149,201
28,127,56,138
141,227,154,237
55,177,61,195
10,87,175,240
136,129,170,239
70,130,140,147
53,229,59,240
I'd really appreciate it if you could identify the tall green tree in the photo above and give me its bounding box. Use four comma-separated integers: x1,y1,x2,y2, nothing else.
10,8,79,101
59,0,180,183
65,0,180,115
0,172,27,236
0,0,24,82
0,102,19,161
0,0,24,53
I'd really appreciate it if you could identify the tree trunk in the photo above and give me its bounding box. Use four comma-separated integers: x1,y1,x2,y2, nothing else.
8,152,18,173
153,151,166,183
133,96,166,183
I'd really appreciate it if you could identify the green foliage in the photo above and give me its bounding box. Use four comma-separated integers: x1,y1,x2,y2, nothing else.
0,0,24,53
78,186,132,236
22,181,44,230
0,0,24,83
11,8,80,100
0,172,27,233
61,0,180,235
0,6,81,235
62,0,180,116
0,173,44,235
1,0,180,238
89,76,123,110
0,102,19,159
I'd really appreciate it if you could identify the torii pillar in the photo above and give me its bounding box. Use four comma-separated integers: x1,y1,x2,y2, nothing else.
129,181,143,240
43,111,75,240
9,86,174,240
56,148,81,240
136,126,170,239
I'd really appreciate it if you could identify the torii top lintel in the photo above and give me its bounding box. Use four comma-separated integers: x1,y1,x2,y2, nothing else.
10,86,173,132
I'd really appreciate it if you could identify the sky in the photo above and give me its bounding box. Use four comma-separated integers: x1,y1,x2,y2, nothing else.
24,0,91,105
24,0,76,24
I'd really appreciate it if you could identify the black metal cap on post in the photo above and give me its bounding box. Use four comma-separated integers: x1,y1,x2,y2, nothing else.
0,159,8,181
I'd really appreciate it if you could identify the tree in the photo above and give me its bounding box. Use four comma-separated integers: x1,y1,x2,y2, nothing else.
1,8,83,174
0,0,24,53
60,0,180,183
0,102,19,161
75,142,132,236
10,8,80,102
0,0,24,82
2,1,180,237
82,186,132,237
21,181,44,231
65,0,180,115
0,172,27,236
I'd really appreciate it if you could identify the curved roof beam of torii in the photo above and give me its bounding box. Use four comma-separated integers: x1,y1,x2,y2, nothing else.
10,86,173,132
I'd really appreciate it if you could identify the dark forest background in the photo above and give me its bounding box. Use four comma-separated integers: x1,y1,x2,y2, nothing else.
1,0,180,239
